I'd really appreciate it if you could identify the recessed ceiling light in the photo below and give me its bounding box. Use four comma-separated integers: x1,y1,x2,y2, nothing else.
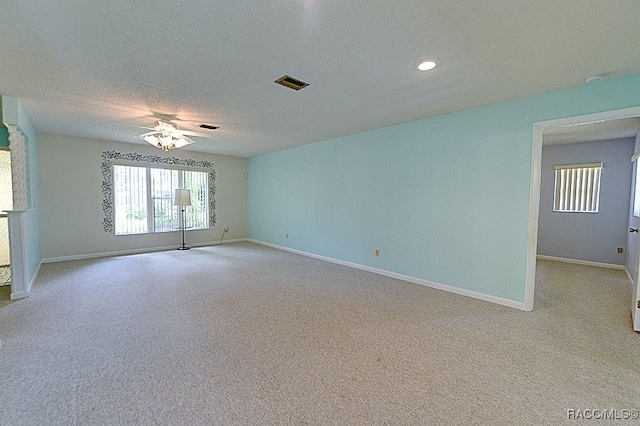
415,60,439,71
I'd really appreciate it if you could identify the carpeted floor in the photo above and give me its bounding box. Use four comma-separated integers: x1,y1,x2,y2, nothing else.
0,242,638,425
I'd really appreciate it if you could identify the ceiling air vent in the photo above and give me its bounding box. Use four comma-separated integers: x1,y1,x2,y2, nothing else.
275,75,309,91
199,124,219,130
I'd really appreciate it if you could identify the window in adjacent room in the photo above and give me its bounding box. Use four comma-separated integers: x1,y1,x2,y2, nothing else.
553,162,602,213
113,165,209,235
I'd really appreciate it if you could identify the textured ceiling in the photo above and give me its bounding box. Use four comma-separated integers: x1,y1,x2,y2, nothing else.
1,0,640,157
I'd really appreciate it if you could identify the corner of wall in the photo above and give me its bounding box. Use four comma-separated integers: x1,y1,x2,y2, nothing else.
2,96,42,298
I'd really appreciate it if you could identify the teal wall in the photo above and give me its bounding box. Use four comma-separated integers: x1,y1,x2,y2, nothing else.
0,126,8,147
248,73,640,304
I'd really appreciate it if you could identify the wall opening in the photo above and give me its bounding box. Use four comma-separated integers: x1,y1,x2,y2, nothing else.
0,146,13,289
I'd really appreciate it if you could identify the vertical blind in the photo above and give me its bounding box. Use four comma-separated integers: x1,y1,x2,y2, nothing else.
183,170,208,230
553,162,602,213
113,165,208,235
114,165,148,234
150,168,178,232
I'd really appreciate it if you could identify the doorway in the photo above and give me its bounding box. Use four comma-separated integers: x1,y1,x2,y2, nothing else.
526,106,640,311
0,148,12,296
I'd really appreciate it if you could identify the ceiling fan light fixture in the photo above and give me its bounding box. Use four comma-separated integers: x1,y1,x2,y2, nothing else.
143,134,174,151
138,120,194,151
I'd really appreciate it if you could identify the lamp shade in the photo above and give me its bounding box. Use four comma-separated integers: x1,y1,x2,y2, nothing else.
174,189,191,206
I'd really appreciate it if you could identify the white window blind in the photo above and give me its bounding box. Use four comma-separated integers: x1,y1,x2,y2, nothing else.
113,165,208,235
150,168,178,232
183,170,208,230
114,165,148,235
553,162,602,213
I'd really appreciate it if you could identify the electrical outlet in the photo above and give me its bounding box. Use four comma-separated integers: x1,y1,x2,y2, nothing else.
375,249,380,256
617,247,623,253
224,227,229,233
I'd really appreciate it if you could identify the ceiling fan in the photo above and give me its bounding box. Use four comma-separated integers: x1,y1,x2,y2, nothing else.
135,118,217,151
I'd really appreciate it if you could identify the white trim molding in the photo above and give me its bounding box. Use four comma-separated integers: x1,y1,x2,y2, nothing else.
249,239,526,311
41,237,526,310
537,255,626,270
42,238,247,263
6,210,30,299
6,124,29,210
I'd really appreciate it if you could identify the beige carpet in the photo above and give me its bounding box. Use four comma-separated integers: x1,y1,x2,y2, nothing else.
0,242,638,425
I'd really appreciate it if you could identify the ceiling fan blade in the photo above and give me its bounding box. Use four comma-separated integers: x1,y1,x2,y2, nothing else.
128,125,157,131
179,130,215,138
135,130,160,139
173,136,195,148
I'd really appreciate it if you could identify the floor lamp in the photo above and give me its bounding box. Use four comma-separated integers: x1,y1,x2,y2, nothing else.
174,188,191,250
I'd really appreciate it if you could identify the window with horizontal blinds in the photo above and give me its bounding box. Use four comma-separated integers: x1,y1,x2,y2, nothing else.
113,165,208,235
553,162,602,213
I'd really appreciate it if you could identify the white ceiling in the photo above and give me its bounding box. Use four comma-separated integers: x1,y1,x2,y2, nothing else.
1,0,640,157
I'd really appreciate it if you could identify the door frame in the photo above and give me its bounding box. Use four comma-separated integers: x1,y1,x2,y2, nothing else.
525,105,640,311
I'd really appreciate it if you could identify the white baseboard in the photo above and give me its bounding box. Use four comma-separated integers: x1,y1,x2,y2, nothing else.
248,239,526,311
39,238,528,310
9,290,29,300
42,238,247,263
27,260,41,294
536,255,626,270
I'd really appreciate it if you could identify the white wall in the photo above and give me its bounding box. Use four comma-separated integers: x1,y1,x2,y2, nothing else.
38,133,247,260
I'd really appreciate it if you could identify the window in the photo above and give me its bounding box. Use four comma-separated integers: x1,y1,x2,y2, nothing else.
113,165,209,235
553,162,602,213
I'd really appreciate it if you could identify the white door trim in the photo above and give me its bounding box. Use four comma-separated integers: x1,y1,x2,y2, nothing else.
525,106,640,311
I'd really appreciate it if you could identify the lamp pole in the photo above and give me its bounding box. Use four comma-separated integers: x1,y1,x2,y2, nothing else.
174,188,191,251
178,205,190,250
